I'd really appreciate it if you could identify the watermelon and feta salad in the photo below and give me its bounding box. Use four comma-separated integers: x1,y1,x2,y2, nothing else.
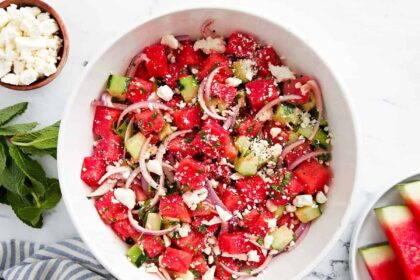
81,21,333,279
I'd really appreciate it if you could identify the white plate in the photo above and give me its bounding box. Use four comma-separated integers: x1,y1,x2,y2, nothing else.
349,173,420,279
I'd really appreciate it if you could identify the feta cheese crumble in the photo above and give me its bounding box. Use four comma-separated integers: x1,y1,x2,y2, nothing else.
203,266,216,280
114,188,136,209
215,205,233,222
146,159,163,176
157,85,174,101
193,37,226,54
268,64,295,82
0,4,63,85
160,34,179,49
316,191,328,204
292,194,314,207
247,250,260,263
226,77,242,87
182,188,208,210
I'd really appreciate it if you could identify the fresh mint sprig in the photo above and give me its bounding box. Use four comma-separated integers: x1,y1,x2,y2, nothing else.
0,102,61,228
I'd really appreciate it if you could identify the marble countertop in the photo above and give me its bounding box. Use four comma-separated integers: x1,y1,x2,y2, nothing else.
1,0,420,279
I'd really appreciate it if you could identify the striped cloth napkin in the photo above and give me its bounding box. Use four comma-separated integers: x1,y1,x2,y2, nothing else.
0,238,114,280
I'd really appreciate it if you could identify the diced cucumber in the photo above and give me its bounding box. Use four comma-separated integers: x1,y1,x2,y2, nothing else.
273,104,302,126
234,136,251,154
319,203,327,213
178,75,199,103
125,132,147,161
295,206,322,223
106,74,131,100
162,220,180,238
297,125,330,148
175,271,195,280
127,244,147,267
233,59,254,82
115,121,128,138
158,123,174,141
270,225,295,251
301,92,316,112
274,205,286,218
286,131,300,145
234,152,259,176
145,213,162,230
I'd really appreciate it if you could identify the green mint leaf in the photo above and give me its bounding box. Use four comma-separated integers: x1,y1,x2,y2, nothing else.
6,191,43,228
11,121,60,150
0,159,27,196
0,102,28,127
40,178,61,209
0,122,38,136
18,146,57,159
0,138,6,176
8,145,48,196
0,187,9,205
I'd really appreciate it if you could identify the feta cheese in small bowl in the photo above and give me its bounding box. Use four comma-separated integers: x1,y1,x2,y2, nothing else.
0,0,69,90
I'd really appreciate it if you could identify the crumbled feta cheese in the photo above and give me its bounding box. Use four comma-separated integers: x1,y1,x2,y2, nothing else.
213,246,221,255
209,179,219,188
215,205,233,222
177,224,191,238
193,37,226,54
157,85,174,101
300,112,311,128
266,218,277,229
182,188,208,210
19,68,38,85
203,246,212,255
266,200,278,212
292,194,314,207
229,172,244,181
256,108,273,122
264,234,274,249
0,60,12,77
226,77,242,87
269,143,283,158
270,127,282,138
269,64,295,82
247,250,260,263
201,216,222,226
208,255,214,265
286,204,297,213
146,159,163,176
0,9,11,28
1,73,19,85
203,266,216,280
163,235,171,247
114,188,136,209
160,34,179,49
316,191,328,204
145,263,158,273
250,139,270,162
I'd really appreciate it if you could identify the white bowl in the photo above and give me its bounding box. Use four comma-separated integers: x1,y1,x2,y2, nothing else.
58,6,359,280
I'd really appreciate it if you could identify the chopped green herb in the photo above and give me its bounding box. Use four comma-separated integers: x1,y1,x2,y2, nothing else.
256,236,264,245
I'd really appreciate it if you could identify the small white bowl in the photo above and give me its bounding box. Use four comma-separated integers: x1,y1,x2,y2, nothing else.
349,173,420,280
58,6,359,280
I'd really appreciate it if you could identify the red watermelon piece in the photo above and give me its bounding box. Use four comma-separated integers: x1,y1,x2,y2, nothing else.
161,247,193,273
397,181,420,224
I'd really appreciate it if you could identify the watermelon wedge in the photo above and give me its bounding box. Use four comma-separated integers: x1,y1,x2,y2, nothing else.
359,243,405,280
397,181,420,223
374,205,420,280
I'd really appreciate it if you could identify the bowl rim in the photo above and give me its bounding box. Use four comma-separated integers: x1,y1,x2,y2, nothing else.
0,0,69,91
58,4,360,279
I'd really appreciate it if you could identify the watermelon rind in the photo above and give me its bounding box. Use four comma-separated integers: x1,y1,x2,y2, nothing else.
374,205,413,225
359,243,395,265
397,181,420,201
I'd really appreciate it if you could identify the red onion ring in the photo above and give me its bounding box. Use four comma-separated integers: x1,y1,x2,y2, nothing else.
278,139,306,167
288,150,330,170
126,53,149,78
220,255,273,277
162,163,175,171
91,93,128,110
254,95,301,121
117,101,173,127
86,179,117,197
223,104,240,130
205,180,231,214
127,210,179,236
201,19,217,38
139,137,159,189
293,222,311,248
98,166,131,185
125,166,141,189
307,80,323,141
198,78,226,120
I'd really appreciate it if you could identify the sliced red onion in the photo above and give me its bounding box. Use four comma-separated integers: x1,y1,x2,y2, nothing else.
220,221,229,234
139,137,159,189
98,166,131,185
278,139,306,167
288,150,331,170
125,166,141,189
205,180,231,213
198,78,226,120
86,179,117,197
201,19,217,38
175,34,190,42
307,80,323,141
293,222,311,247
162,162,175,171
220,255,273,277
223,104,240,130
254,95,301,121
91,93,128,110
117,101,173,127
126,53,149,78
140,176,149,192
127,210,179,236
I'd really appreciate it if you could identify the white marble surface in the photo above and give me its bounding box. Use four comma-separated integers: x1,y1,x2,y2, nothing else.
1,0,420,279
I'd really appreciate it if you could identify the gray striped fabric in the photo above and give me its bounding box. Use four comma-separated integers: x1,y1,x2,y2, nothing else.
0,238,114,280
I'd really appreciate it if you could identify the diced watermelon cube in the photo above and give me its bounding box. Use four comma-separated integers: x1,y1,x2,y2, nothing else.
135,109,166,135
111,219,140,244
374,206,420,280
237,117,263,137
189,203,215,217
95,191,127,224
397,181,420,224
282,76,312,105
94,134,124,164
215,257,240,280
81,156,106,187
143,44,168,78
218,232,253,254
162,247,193,273
164,63,189,88
126,78,153,103
172,106,202,130
226,32,257,58
92,106,121,138
172,231,205,254
191,215,220,233
242,209,274,236
141,236,165,258
255,46,282,77
294,160,329,195
134,64,150,80
245,79,279,111
197,53,232,81
359,243,406,280
207,163,232,184
191,254,209,275
222,189,245,212
159,194,191,223
284,141,312,167
211,81,237,103
236,175,268,207
175,157,206,190
175,40,204,66
263,122,290,145
167,135,198,159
